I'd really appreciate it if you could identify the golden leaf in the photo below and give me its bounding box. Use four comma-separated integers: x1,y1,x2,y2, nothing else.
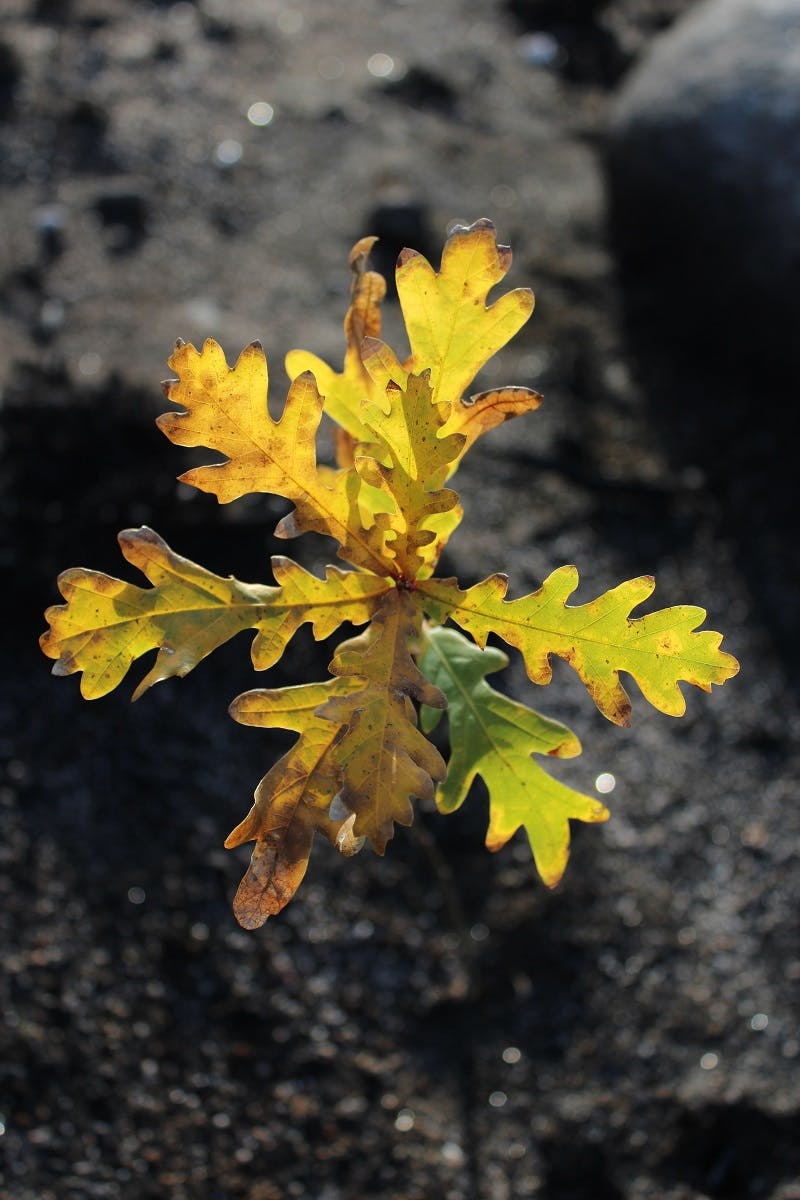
158,338,392,575
397,218,534,407
40,526,391,699
316,590,447,852
358,370,464,578
416,568,740,726
440,384,544,459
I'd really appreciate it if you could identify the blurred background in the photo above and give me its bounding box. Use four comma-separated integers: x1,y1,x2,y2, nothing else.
1,1,798,1197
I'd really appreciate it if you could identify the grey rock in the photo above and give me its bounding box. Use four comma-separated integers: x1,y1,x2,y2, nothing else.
606,0,800,367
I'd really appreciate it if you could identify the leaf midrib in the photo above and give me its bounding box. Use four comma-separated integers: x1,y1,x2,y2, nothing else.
56,577,393,636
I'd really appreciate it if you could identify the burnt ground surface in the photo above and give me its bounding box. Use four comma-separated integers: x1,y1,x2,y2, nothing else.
1,2,798,1198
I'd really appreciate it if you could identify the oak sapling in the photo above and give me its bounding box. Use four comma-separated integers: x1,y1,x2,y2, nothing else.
41,220,739,928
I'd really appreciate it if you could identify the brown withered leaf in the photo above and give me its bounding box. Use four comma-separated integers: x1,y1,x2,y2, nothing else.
226,678,362,928
285,236,387,449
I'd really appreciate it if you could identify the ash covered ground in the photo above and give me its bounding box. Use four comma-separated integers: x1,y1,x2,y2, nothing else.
1,2,798,1198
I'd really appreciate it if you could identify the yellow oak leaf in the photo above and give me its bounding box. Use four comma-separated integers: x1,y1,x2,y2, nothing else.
40,526,391,700
397,217,535,408
226,679,362,928
316,590,448,853
157,338,391,575
416,568,739,726
252,556,393,668
357,370,465,579
360,337,542,478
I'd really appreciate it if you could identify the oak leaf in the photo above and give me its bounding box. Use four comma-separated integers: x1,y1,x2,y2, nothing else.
40,526,390,699
420,625,608,887
226,679,362,928
440,384,544,463
416,568,740,726
317,590,448,853
397,217,535,408
158,339,390,575
357,370,464,578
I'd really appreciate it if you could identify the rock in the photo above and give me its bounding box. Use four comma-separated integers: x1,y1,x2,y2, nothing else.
606,0,800,369
606,0,800,681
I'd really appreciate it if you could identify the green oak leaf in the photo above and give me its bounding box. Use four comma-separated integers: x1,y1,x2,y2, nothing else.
420,624,609,887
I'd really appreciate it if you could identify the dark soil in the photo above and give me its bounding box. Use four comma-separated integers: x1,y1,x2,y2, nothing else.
1,2,798,1198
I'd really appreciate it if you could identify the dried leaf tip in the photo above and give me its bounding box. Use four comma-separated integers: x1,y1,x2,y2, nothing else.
349,235,379,268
